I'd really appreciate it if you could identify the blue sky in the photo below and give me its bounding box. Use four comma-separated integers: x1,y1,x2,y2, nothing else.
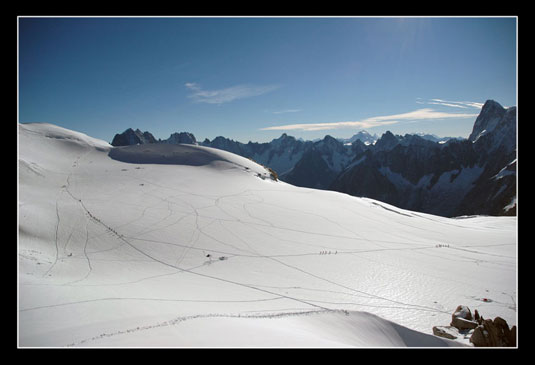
18,17,517,143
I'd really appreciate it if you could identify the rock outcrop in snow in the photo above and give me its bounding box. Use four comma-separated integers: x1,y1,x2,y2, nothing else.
433,305,517,347
450,305,478,330
470,316,517,347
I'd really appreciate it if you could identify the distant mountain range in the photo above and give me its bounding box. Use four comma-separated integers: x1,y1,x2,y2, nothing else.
111,99,516,217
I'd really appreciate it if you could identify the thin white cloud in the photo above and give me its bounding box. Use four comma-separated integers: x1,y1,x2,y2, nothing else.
272,109,302,114
428,101,469,109
460,101,485,109
261,119,399,132
260,108,479,132
185,82,280,105
420,98,484,110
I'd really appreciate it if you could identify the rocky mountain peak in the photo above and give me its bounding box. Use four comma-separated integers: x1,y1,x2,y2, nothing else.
374,131,400,151
164,132,197,145
111,128,157,146
318,135,341,149
468,100,507,142
270,133,298,149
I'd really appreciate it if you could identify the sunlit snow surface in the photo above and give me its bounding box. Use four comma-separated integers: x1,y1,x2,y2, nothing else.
18,123,517,347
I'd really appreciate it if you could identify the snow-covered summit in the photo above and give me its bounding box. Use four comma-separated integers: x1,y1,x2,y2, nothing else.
20,123,112,150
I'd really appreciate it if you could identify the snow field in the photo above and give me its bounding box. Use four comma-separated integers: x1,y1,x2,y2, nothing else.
18,123,516,347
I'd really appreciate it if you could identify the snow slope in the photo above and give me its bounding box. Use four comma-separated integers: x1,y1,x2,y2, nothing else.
18,123,517,347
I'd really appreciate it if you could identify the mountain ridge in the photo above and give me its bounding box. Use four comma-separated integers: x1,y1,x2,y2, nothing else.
329,100,516,217
109,99,516,217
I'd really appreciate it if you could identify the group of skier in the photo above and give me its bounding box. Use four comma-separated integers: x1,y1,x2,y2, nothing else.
319,250,337,255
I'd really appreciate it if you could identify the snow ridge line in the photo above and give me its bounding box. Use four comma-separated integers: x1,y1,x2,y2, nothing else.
65,309,338,347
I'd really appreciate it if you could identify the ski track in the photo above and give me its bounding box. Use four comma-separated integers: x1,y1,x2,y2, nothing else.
65,309,330,347
19,134,516,347
62,219,93,285
42,198,61,278
45,179,336,318
31,181,446,329
37,164,498,316
20,296,286,313
33,179,511,320
36,179,452,326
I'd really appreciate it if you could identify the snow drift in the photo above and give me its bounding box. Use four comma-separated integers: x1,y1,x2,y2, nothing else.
18,123,516,347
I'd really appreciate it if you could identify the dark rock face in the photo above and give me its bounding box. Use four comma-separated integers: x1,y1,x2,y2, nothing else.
202,134,314,176
111,128,157,146
469,100,509,144
281,148,338,189
111,129,198,147
470,317,517,347
163,132,197,145
329,100,516,217
330,154,399,205
374,131,400,152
